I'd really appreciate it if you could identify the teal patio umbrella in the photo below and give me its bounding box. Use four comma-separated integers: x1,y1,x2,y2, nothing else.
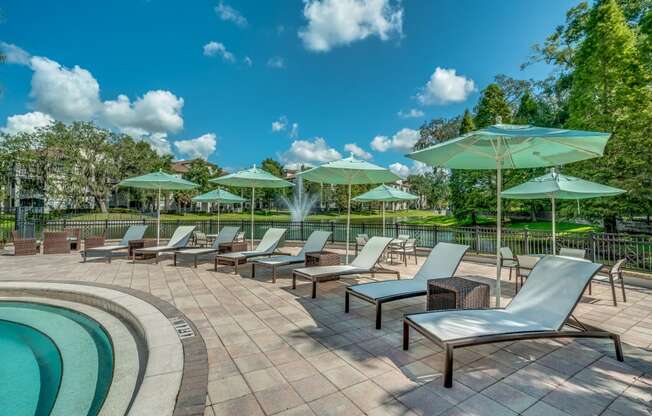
118,170,199,244
210,165,293,249
502,170,625,253
192,188,246,230
299,155,400,263
353,184,418,237
408,124,611,306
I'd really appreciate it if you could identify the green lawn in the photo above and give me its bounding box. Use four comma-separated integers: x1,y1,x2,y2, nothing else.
404,214,600,233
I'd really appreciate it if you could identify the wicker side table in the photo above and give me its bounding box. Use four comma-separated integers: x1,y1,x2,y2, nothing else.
219,241,248,253
305,251,340,267
427,277,490,311
129,239,157,260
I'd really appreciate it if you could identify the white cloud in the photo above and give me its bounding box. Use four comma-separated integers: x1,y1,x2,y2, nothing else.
215,2,248,27
397,108,424,118
103,90,184,134
267,56,285,69
282,137,341,167
389,161,431,178
272,116,288,132
29,56,102,122
370,127,419,152
243,56,253,66
389,162,409,178
2,111,54,135
122,128,173,156
203,41,235,62
417,67,475,105
289,122,299,139
344,143,372,160
0,42,31,65
299,0,403,52
174,133,217,160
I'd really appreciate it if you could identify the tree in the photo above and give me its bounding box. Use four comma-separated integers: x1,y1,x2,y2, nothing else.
414,117,461,150
514,91,539,124
407,170,449,210
475,84,512,126
259,158,286,210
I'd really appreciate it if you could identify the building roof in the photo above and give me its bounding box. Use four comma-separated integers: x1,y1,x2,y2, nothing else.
171,159,218,174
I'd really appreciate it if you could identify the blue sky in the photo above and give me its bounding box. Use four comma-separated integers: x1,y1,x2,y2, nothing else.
0,0,576,176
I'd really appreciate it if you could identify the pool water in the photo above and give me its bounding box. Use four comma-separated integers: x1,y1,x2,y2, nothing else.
0,301,114,416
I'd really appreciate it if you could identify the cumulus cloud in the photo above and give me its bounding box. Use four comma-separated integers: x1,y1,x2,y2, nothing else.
397,108,424,119
389,161,431,178
299,0,403,52
344,143,372,160
0,42,31,65
29,56,102,122
103,90,184,134
417,67,475,105
215,2,248,27
2,111,54,135
282,137,341,167
174,133,217,160
203,41,235,62
267,56,285,69
289,122,299,139
370,128,419,152
271,116,288,132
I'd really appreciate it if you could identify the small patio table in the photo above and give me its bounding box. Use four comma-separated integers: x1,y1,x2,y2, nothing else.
427,277,490,311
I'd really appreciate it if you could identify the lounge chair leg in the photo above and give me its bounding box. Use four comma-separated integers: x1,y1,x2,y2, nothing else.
414,248,417,265
609,273,617,306
402,321,409,350
155,253,159,264
292,272,296,289
108,252,112,264
620,273,627,302
612,334,624,362
194,255,198,268
444,345,454,388
272,266,276,283
234,261,238,275
588,280,592,295
312,280,317,299
83,251,87,263
214,258,218,272
251,264,256,278
345,292,349,313
174,253,177,266
375,302,382,330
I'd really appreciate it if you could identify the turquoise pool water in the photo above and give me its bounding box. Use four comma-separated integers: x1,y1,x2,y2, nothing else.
0,301,114,416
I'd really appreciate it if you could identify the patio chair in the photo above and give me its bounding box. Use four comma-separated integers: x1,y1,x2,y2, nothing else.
403,255,624,388
173,226,240,268
11,230,40,256
193,231,209,247
499,247,518,282
593,258,627,306
82,225,148,263
389,237,418,265
133,225,196,264
346,242,469,329
355,234,369,255
292,236,397,299
215,228,287,274
559,247,586,259
251,230,331,283
235,232,245,243
43,232,70,255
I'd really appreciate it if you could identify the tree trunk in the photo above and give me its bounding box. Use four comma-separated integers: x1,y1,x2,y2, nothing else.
604,214,617,234
471,210,477,226
96,196,108,214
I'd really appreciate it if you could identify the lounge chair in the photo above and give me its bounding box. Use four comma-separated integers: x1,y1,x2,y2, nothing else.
292,236,397,299
133,225,195,263
251,230,331,283
82,224,148,263
403,256,624,388
173,226,240,268
214,228,287,273
346,242,469,329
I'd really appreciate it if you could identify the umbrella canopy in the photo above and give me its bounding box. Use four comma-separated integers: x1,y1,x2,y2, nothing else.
210,165,293,249
192,188,247,231
502,171,625,252
407,124,611,306
118,170,198,244
299,155,400,262
353,184,419,237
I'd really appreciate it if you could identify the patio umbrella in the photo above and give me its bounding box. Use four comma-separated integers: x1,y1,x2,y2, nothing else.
407,124,611,306
210,165,293,249
192,188,246,230
502,170,625,253
299,155,400,263
353,184,418,237
118,170,198,244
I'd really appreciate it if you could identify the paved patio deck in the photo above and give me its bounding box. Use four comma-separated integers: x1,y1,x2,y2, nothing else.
2,246,652,416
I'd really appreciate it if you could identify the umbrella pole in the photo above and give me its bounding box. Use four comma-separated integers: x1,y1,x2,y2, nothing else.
495,160,502,308
217,201,220,231
251,186,255,250
157,186,161,245
382,202,386,237
346,182,352,264
552,196,556,254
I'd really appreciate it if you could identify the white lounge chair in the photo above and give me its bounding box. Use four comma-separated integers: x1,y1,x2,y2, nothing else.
292,236,397,299
403,255,624,388
82,225,148,263
215,228,287,273
133,225,196,264
251,231,332,283
173,226,240,268
346,242,469,329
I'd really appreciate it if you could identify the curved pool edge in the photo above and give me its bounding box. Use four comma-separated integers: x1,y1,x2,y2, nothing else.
0,281,208,416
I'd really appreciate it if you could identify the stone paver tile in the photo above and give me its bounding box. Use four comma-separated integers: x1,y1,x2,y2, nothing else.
397,385,456,416
290,373,338,402
607,395,652,415
243,367,287,392
308,392,364,416
306,351,348,372
400,360,441,384
366,399,419,416
209,394,264,416
207,374,251,404
341,380,392,411
275,404,316,416
522,401,573,416
254,385,304,415
277,359,319,382
233,352,273,374
425,379,475,405
501,363,567,399
453,367,499,391
266,346,304,366
456,394,517,416
481,381,538,413
541,388,608,416
322,364,367,389
371,370,420,398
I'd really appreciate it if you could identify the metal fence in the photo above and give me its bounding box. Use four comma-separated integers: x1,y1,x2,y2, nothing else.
9,218,646,273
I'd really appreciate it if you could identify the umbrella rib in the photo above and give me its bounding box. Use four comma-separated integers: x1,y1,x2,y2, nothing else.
539,137,604,157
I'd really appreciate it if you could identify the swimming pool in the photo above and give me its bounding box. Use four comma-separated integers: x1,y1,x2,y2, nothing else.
0,301,114,416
